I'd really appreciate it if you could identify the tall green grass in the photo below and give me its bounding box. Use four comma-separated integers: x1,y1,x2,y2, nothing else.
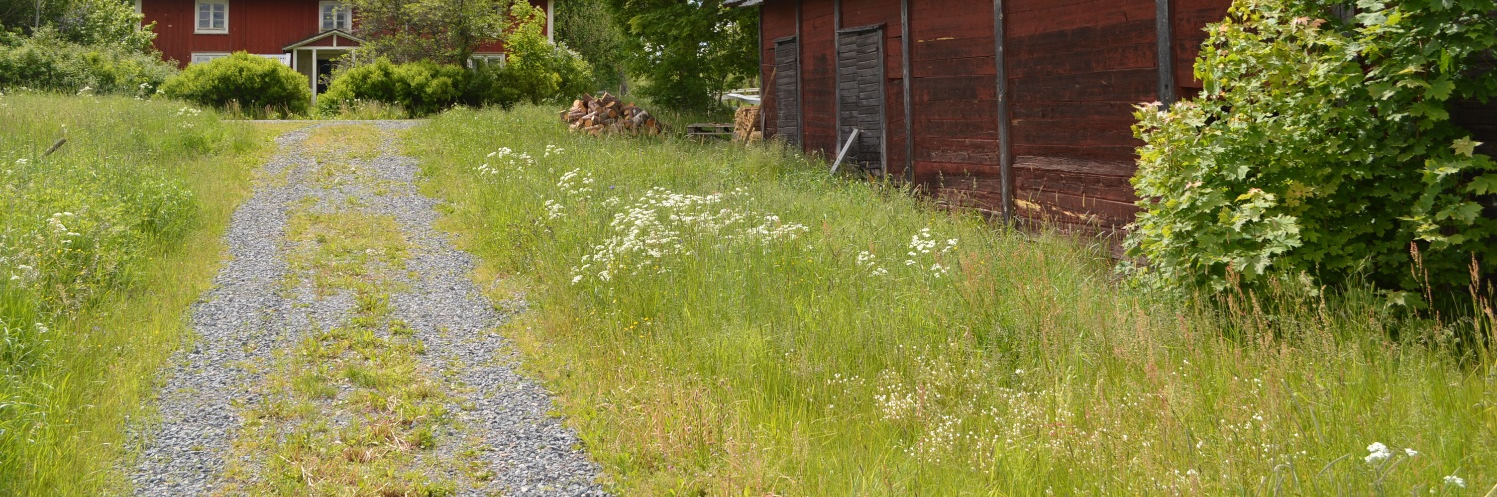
411,105,1496,495
0,93,275,494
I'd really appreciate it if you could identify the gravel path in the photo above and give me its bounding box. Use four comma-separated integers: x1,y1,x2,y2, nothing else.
129,121,606,496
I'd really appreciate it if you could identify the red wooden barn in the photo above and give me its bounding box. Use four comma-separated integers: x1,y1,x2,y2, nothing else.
135,0,554,102
734,0,1233,230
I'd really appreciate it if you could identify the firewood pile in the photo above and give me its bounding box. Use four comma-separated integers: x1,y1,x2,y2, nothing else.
733,105,762,143
560,92,662,136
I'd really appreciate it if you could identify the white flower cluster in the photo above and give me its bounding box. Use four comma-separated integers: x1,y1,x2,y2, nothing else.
856,250,889,276
1444,475,1466,488
476,147,537,176
48,212,81,244
556,168,594,196
174,106,201,117
1363,441,1419,465
543,144,565,158
903,227,958,277
570,187,807,284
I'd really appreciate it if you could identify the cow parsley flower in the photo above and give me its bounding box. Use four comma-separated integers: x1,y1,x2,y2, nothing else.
1444,475,1466,488
1364,442,1391,464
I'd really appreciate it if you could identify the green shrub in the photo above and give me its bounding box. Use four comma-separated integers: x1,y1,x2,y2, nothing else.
158,51,310,117
1126,0,1497,304
0,28,176,96
318,58,469,117
502,2,594,105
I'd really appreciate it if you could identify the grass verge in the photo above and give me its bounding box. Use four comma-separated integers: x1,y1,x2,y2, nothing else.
0,93,284,494
411,105,1496,495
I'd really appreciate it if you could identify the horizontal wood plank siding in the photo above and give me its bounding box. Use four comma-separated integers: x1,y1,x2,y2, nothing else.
1172,0,1232,97
909,0,1000,194
1004,0,1157,229
801,0,838,157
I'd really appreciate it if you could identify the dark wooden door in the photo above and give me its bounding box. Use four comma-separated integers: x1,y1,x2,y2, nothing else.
774,36,801,146
836,25,885,171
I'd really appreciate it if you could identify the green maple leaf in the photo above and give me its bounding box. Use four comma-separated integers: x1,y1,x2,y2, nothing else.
1452,137,1480,157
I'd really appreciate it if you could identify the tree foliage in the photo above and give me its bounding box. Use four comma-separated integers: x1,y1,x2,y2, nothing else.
555,0,626,93
503,1,594,104
0,0,156,53
1126,0,1497,304
0,27,175,96
606,0,757,112
344,0,514,65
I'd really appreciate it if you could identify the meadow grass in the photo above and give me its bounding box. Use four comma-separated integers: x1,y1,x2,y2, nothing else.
0,93,281,494
410,105,1497,496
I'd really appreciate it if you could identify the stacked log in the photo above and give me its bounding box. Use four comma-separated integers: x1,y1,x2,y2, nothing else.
560,92,662,136
732,105,762,144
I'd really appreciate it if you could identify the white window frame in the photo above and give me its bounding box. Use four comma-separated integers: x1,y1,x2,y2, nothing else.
189,52,230,64
319,1,351,32
195,0,228,34
467,53,506,69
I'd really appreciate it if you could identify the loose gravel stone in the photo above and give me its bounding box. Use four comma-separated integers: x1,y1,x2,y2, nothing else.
129,121,607,496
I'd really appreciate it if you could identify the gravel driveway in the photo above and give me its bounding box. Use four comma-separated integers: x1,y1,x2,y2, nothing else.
128,121,606,496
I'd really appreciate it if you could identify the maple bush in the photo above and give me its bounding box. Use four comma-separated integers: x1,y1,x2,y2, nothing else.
1126,0,1497,304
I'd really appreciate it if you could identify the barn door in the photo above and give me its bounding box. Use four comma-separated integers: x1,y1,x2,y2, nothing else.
773,36,801,146
836,25,885,172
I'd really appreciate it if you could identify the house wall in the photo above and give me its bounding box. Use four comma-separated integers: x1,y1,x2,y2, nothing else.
143,0,550,66
144,0,323,66
757,0,1234,231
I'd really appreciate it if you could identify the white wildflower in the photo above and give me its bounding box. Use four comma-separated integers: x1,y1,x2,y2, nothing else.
1365,442,1391,464
1404,448,1418,457
1444,475,1465,488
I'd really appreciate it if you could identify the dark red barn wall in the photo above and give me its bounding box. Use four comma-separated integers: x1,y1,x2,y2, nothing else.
1005,0,1158,229
800,0,838,157
908,0,1001,206
760,0,798,141
1173,0,1233,96
754,0,1235,231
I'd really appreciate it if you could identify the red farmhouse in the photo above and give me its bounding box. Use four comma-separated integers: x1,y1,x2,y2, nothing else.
136,0,555,101
737,0,1235,230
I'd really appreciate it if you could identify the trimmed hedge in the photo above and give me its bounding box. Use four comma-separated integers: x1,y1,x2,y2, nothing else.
158,52,310,117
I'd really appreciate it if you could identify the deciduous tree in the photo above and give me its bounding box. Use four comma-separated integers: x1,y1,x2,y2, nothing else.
606,0,757,112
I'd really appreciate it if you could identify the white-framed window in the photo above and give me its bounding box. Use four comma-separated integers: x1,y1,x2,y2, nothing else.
195,0,228,34
320,1,351,31
467,54,506,69
189,52,230,64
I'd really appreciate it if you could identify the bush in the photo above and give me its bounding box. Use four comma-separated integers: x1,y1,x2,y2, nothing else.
158,51,310,117
502,2,594,105
1125,0,1497,304
0,28,176,96
318,58,470,117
